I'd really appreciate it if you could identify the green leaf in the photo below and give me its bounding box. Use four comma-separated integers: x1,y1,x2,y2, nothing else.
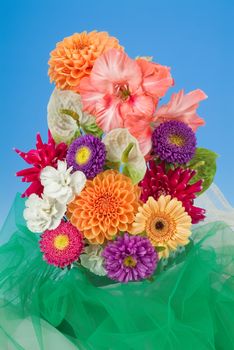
188,147,218,195
155,246,166,253
82,123,103,138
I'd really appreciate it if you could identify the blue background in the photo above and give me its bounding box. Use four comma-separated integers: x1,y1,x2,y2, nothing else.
0,0,234,227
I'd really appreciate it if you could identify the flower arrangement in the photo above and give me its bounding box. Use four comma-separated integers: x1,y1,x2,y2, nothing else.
15,30,217,284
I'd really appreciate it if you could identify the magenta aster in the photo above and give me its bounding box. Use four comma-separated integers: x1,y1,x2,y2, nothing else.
66,135,106,179
39,221,84,268
140,161,205,224
15,131,67,197
102,233,158,283
152,120,196,164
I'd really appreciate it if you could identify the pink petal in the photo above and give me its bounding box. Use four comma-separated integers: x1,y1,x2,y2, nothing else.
137,59,173,99
131,94,156,116
22,180,43,198
155,89,207,131
124,114,154,155
79,76,106,114
95,97,124,132
90,49,142,93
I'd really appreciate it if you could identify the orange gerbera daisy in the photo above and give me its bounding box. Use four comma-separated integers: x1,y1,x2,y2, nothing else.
131,195,192,258
68,170,141,244
48,31,122,91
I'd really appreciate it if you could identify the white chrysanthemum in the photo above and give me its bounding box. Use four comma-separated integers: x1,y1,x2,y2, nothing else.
103,128,147,184
47,88,96,144
80,245,106,276
23,194,66,233
40,160,86,204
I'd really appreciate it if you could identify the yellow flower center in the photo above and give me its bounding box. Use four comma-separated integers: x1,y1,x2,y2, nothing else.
146,214,176,246
75,146,91,165
169,134,185,147
54,234,69,250
123,256,137,268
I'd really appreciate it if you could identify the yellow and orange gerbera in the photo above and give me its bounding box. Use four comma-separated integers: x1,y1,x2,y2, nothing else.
68,170,141,244
131,195,192,258
48,31,122,91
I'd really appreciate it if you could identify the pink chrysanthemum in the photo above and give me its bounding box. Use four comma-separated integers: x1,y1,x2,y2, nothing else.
15,131,68,197
140,161,205,224
39,221,84,268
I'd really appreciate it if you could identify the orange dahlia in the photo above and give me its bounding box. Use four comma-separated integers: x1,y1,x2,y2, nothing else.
48,31,122,91
68,170,141,244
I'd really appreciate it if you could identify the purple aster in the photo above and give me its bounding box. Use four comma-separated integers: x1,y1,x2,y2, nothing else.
102,233,158,283
66,135,106,179
152,120,196,164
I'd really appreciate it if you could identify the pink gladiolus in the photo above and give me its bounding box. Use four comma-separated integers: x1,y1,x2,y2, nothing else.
79,49,173,147
154,89,207,131
123,113,155,156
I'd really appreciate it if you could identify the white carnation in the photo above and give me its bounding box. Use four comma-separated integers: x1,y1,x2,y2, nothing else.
80,245,107,276
40,160,86,204
23,194,66,233
47,88,95,144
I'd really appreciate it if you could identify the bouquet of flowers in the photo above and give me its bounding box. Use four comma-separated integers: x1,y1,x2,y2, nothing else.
1,31,233,350
15,30,216,281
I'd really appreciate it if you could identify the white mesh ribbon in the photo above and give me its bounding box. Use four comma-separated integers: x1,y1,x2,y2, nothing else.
195,184,234,229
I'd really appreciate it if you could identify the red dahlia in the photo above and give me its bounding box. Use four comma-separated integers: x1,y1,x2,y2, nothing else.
15,131,68,197
140,161,205,224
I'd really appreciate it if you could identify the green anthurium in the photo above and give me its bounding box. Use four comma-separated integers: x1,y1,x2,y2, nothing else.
82,122,103,138
188,147,218,195
103,128,147,184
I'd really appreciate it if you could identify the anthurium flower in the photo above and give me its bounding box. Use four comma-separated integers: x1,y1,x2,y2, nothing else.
154,89,207,132
79,49,173,134
47,88,101,145
103,128,147,184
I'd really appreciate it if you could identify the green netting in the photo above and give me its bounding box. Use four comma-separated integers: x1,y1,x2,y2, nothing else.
0,195,234,350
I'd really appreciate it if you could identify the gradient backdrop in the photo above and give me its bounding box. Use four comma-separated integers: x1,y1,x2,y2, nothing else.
1,0,234,227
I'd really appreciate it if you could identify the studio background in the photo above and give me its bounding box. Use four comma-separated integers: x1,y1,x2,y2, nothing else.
0,0,233,227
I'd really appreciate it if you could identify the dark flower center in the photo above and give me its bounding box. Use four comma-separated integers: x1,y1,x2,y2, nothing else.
123,255,137,268
155,220,165,230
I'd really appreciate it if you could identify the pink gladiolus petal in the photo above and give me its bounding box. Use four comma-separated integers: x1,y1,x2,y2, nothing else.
96,97,124,131
137,59,174,99
155,89,207,131
132,94,155,116
79,76,106,114
124,114,154,155
90,49,142,93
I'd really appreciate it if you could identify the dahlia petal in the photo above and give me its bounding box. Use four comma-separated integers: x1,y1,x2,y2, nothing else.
22,181,43,198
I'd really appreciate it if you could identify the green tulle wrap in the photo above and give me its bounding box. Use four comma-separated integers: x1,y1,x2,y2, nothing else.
0,195,234,350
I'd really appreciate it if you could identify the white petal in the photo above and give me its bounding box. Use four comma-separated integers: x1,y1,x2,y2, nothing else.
71,171,86,195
